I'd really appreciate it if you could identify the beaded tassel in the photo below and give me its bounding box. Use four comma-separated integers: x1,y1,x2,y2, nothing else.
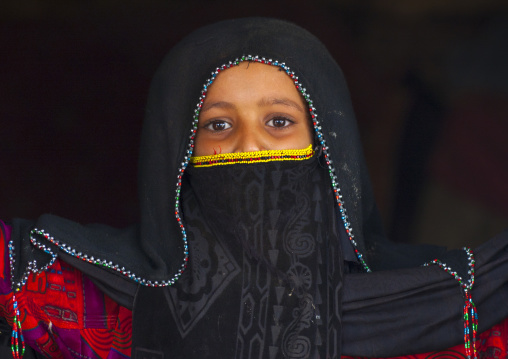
9,239,25,358
424,247,476,359
11,294,25,359
463,290,478,359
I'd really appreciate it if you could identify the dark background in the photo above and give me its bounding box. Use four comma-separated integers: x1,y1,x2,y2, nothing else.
2,0,507,248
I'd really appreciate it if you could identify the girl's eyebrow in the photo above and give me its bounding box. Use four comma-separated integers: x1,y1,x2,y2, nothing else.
201,101,236,113
258,97,305,113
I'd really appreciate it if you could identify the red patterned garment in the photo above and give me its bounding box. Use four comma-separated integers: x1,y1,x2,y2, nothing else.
0,221,507,359
0,222,132,358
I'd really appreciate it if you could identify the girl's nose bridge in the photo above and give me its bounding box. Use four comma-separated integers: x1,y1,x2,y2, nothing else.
236,116,265,152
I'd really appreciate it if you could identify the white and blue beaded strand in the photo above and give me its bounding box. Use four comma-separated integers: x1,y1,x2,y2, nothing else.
10,227,187,290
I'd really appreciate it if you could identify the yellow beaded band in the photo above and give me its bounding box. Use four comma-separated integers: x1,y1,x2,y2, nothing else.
190,144,314,167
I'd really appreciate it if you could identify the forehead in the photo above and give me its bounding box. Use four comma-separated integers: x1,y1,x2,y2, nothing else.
204,61,304,100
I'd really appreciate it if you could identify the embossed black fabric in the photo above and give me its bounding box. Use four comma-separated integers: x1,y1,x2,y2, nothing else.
133,156,343,358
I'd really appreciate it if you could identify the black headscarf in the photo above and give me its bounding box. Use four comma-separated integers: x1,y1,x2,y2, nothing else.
9,18,508,358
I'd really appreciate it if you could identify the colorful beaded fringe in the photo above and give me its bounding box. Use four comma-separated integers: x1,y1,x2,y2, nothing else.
424,247,477,359
190,145,314,167
8,239,25,358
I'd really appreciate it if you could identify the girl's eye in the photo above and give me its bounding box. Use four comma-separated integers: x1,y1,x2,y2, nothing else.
267,117,293,128
204,120,232,132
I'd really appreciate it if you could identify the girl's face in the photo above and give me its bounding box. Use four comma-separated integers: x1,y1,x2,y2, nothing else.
194,62,313,156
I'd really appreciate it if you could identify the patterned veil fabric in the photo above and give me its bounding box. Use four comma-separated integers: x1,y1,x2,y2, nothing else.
133,153,345,358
